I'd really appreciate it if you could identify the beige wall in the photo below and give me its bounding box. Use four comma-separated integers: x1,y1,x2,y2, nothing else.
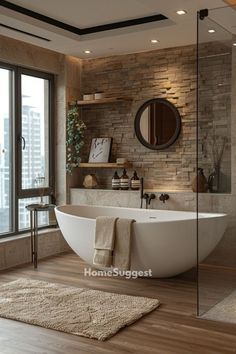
0,35,64,74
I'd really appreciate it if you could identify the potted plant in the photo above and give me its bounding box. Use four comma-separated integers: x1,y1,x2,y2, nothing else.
66,105,86,174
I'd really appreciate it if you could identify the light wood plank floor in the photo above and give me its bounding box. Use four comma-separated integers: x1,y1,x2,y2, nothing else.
0,252,236,354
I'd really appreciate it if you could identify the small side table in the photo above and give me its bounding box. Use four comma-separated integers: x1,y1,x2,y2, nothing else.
26,203,55,269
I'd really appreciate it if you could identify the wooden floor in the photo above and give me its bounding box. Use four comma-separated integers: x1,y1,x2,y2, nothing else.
0,253,236,354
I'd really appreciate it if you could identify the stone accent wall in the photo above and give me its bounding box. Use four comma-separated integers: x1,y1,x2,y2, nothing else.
78,43,232,193
80,45,197,191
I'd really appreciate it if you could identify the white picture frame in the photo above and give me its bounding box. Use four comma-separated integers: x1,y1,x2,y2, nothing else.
88,137,112,163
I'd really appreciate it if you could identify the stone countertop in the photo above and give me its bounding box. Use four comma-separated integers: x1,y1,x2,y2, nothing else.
70,188,231,196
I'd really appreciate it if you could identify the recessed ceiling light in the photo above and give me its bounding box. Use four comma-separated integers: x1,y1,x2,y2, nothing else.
151,39,159,44
233,43,236,46
84,50,91,54
176,10,187,15
208,29,216,33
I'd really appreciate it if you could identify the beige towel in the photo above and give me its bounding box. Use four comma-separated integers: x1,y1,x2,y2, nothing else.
93,216,117,267
113,218,135,270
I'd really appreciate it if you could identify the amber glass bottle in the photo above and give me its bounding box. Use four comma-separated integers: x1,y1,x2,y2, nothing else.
120,169,129,190
112,171,120,190
131,171,141,190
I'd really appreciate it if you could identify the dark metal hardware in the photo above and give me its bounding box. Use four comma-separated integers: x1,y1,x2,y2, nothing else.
159,193,169,203
140,178,157,208
26,204,55,268
148,193,156,205
143,193,149,209
199,9,208,20
140,177,144,208
19,136,26,150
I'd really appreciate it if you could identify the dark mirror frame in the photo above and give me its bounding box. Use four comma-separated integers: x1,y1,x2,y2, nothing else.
134,98,181,150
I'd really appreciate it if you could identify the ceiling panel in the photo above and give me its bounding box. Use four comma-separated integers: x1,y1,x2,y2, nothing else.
0,0,232,58
5,0,170,27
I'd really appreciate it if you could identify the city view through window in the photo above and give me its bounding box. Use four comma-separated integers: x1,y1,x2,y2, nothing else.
0,68,11,234
0,69,50,234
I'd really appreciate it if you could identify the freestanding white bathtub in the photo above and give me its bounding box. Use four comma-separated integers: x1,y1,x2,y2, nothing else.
55,205,227,278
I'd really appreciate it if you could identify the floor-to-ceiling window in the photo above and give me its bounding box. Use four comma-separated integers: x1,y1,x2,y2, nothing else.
0,63,55,237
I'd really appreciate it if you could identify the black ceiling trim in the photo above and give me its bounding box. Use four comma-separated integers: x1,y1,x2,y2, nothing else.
0,23,51,41
0,0,168,36
80,14,168,35
0,0,82,35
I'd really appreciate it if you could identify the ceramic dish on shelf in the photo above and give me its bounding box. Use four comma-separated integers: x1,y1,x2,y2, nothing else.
83,93,94,101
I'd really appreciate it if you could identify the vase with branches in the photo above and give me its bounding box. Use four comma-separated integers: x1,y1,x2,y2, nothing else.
66,105,86,174
208,131,227,193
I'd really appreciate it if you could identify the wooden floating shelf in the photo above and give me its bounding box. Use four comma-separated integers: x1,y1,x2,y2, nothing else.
79,162,132,168
70,97,133,106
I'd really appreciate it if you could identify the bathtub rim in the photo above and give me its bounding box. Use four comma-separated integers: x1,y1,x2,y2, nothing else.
55,204,227,225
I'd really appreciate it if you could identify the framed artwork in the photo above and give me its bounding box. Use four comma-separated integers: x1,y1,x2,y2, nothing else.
88,138,112,163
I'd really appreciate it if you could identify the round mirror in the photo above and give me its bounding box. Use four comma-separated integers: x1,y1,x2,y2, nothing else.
134,98,181,150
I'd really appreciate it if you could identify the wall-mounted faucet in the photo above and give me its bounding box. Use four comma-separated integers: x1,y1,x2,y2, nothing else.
143,193,149,209
148,193,156,205
140,178,156,209
140,177,146,208
159,193,169,203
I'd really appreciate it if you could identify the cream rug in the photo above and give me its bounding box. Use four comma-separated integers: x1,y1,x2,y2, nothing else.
201,290,236,324
0,278,160,340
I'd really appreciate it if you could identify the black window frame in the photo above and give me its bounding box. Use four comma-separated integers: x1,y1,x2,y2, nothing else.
0,62,55,238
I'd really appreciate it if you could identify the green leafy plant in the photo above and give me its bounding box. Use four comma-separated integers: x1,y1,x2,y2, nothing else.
66,105,86,174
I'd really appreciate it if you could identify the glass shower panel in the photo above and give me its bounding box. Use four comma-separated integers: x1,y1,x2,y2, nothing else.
198,6,236,320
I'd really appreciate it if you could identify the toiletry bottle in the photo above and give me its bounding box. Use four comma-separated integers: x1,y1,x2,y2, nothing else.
120,169,129,190
192,168,208,193
112,171,120,190
131,171,141,190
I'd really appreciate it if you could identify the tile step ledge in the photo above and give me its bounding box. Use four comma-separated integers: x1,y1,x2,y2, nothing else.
70,188,232,196
0,227,59,244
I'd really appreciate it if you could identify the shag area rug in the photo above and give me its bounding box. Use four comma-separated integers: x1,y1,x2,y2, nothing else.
201,290,236,324
0,278,160,340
